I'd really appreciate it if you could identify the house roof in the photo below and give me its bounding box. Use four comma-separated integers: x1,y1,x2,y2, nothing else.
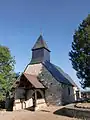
43,61,73,86
32,35,50,52
23,73,45,88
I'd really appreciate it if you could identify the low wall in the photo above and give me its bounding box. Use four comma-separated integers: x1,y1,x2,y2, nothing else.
35,99,47,110
54,104,90,119
13,98,47,111
64,107,90,119
13,98,33,110
37,99,45,104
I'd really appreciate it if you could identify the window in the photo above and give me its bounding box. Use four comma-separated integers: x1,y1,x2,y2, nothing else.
68,87,70,95
76,91,79,99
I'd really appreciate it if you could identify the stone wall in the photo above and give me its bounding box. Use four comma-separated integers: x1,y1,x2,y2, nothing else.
38,66,63,105
38,66,75,105
24,63,75,105
61,85,75,104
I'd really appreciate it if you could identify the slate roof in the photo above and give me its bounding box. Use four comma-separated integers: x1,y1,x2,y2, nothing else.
28,35,78,87
43,61,73,86
23,73,45,88
32,35,50,52
55,65,78,87
13,73,45,89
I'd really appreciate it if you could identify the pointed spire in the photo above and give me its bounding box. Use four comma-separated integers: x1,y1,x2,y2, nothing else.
32,35,50,52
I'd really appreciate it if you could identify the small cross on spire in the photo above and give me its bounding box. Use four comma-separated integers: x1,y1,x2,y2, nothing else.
40,28,43,36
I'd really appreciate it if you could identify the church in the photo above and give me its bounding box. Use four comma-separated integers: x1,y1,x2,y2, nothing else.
13,35,81,111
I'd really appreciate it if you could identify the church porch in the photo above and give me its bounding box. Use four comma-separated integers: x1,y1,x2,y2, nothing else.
13,73,46,111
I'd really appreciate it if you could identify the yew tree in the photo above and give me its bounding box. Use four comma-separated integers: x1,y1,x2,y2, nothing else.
69,14,90,88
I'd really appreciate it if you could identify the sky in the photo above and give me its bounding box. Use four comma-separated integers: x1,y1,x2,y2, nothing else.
0,0,90,90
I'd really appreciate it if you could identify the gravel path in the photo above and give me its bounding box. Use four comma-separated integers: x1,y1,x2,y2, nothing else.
0,106,80,120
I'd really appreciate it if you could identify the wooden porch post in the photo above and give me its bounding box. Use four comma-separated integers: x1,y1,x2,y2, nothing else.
34,89,37,107
32,89,37,111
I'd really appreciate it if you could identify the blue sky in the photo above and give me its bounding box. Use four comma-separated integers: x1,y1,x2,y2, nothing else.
0,0,90,89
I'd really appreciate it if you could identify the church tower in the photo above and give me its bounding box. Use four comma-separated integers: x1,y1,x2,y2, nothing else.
30,35,50,64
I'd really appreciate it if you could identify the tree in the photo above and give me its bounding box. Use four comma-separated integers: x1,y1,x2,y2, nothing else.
69,14,90,88
0,45,15,100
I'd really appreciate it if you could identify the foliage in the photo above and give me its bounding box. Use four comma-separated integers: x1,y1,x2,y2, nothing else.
69,14,90,88
0,45,15,100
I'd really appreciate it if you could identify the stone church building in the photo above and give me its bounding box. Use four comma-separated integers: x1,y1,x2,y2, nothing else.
13,35,81,111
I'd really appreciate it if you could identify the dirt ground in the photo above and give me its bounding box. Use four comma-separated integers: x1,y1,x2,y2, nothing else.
0,106,81,120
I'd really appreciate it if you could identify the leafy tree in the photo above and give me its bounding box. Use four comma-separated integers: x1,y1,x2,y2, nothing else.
0,45,15,100
69,14,90,88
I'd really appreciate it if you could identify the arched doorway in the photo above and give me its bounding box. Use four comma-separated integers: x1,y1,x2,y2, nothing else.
32,90,43,100
37,91,43,99
31,90,46,111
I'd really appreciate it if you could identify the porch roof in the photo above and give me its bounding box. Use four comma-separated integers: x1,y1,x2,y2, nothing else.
23,73,45,89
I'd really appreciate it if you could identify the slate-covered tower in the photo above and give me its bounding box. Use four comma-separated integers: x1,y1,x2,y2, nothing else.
30,35,50,64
